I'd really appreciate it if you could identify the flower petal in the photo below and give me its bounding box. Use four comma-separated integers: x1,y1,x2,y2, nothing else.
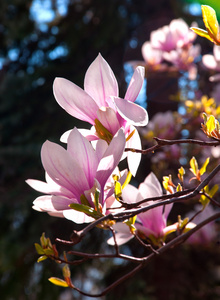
63,209,94,224
41,140,90,199
113,97,148,126
126,126,142,176
124,66,145,102
84,53,118,107
97,107,121,136
67,128,98,187
202,54,218,70
53,77,99,125
33,195,74,212
96,128,126,191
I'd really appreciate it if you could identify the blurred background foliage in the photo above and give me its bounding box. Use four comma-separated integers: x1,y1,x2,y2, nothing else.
0,0,219,299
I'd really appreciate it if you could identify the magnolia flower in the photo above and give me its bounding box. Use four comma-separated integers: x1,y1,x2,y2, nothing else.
140,111,181,140
150,19,197,52
53,53,148,175
141,42,163,69
186,204,217,245
26,128,126,224
108,173,175,246
163,44,200,77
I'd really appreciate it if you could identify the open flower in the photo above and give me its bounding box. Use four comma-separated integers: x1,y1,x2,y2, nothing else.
186,204,217,245
26,128,126,224
150,19,197,52
53,53,148,175
108,173,175,246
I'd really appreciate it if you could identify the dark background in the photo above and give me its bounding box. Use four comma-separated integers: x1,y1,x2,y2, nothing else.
1,1,219,299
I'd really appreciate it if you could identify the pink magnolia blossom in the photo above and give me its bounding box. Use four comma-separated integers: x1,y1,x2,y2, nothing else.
53,54,148,175
108,173,175,246
150,19,197,52
163,44,200,78
26,128,126,224
141,42,163,69
186,204,217,245
140,111,181,140
202,45,220,72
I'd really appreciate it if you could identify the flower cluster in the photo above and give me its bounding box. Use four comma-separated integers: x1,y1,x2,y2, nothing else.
28,4,220,295
27,54,149,224
141,19,200,78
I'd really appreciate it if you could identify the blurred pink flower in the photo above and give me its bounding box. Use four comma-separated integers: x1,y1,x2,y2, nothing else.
26,128,126,224
150,19,197,52
186,204,217,245
108,173,175,246
163,44,200,78
141,42,163,69
140,111,181,140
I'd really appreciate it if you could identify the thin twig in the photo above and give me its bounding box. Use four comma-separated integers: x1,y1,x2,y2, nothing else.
125,137,220,154
68,211,220,298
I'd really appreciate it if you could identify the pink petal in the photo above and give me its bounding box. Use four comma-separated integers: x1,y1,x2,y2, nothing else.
95,139,108,161
97,107,121,136
67,128,98,187
41,140,90,199
33,195,74,212
53,77,99,125
122,184,140,204
96,128,126,191
113,97,148,126
124,66,145,102
84,53,118,107
107,223,134,246
142,172,163,196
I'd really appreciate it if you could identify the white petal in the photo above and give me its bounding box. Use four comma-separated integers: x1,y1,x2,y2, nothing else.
126,126,142,176
63,209,94,224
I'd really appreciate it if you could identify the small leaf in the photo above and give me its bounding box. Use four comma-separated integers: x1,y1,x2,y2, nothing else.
48,277,69,287
35,243,45,255
176,183,182,192
62,264,71,278
44,248,54,256
121,171,132,190
40,232,47,247
190,157,198,176
201,5,219,41
206,115,216,133
114,181,122,198
69,203,101,219
37,255,48,263
200,157,210,175
209,184,219,197
80,194,90,206
94,188,101,212
190,27,213,42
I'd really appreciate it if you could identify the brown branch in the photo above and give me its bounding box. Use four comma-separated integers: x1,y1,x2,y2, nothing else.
56,164,220,246
125,137,220,154
68,211,220,298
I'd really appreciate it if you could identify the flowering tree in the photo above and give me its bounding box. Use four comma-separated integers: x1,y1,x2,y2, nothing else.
27,4,220,298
